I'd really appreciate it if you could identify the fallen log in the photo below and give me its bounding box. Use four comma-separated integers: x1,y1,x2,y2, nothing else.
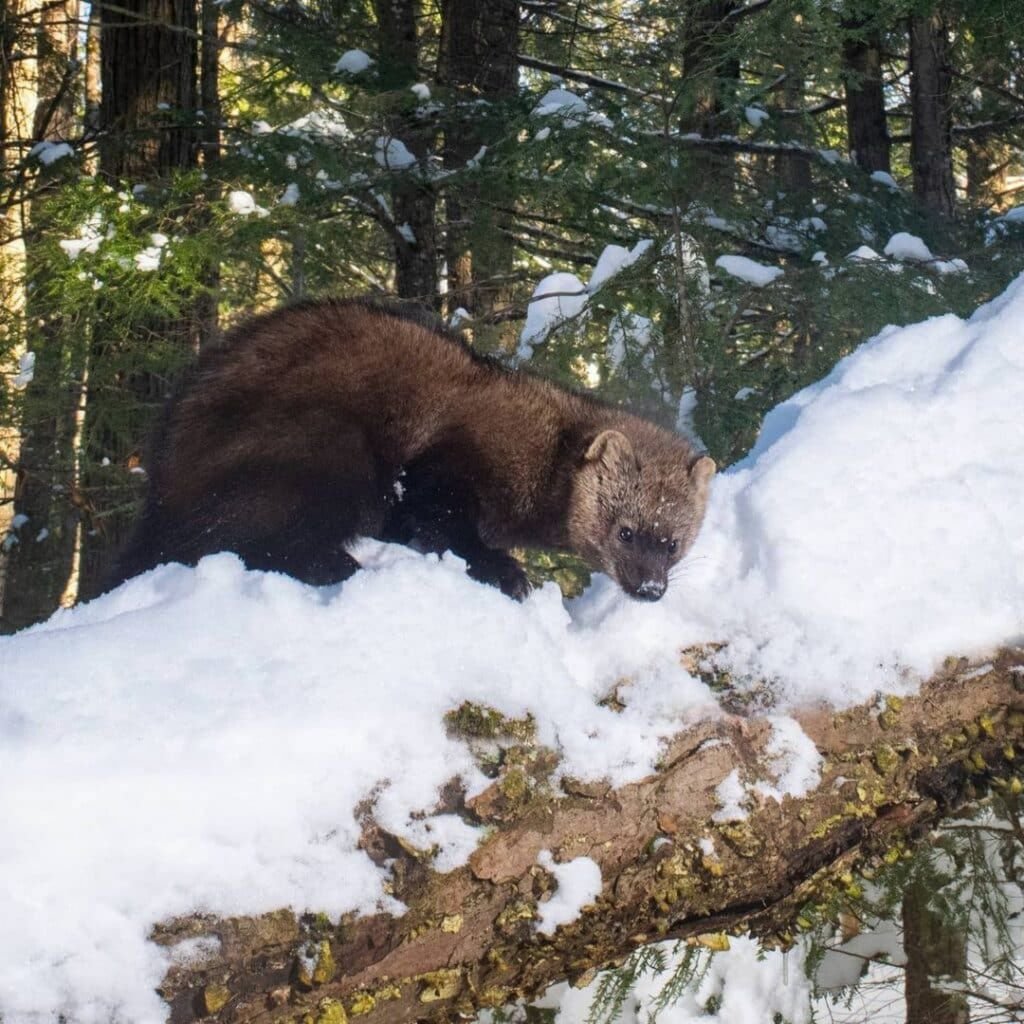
155,648,1024,1024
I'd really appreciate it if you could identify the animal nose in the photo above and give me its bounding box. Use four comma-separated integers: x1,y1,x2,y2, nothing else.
633,579,666,601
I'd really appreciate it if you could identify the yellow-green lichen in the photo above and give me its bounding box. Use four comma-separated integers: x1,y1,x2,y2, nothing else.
200,984,231,1015
417,968,463,1002
304,998,347,1024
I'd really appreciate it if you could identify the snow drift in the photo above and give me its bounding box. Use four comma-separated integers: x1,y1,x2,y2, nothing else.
2,274,1024,1023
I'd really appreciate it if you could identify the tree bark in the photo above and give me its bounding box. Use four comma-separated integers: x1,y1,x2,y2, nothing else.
841,14,891,174
372,0,438,307
71,0,200,604
903,874,970,1024
99,0,198,179
909,11,955,217
438,0,518,333
151,649,1024,1024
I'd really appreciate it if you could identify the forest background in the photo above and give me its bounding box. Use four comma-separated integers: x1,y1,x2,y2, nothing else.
1,0,1023,631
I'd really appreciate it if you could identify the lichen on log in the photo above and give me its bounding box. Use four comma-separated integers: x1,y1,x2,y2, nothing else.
154,648,1024,1024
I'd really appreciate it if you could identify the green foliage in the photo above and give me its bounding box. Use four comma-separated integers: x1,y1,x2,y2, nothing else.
4,0,1024,618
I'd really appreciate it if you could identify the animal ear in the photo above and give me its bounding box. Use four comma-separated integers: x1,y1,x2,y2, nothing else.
585,430,634,469
689,455,716,494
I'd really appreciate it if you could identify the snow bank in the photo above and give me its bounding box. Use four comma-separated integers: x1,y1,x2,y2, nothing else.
4,275,1024,1021
685,272,1024,700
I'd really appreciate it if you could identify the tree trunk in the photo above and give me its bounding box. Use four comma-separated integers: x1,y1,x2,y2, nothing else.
1,0,82,633
909,12,955,217
372,0,437,307
196,0,221,349
0,0,37,625
99,0,198,179
903,875,969,1024
438,0,518,333
151,650,1024,1024
841,15,890,174
71,0,200,605
776,66,812,194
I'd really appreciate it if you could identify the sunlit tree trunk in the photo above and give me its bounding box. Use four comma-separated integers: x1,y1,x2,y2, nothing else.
1,0,82,633
0,0,37,626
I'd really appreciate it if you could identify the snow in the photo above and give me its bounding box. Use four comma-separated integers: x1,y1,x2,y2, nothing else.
588,240,653,292
846,244,882,262
29,141,74,166
410,82,430,100
541,936,812,1024
534,88,589,120
518,271,588,356
59,213,104,259
134,246,162,272
535,851,603,936
744,106,769,127
278,183,300,207
12,350,34,389
334,49,373,74
870,170,900,189
715,254,783,287
712,769,748,823
226,190,267,217
695,273,1024,700
883,231,932,262
607,312,652,370
4,276,1024,1021
532,88,612,128
374,136,417,170
751,717,823,802
279,108,352,141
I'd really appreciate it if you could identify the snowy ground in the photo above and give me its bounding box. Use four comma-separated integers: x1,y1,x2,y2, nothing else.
2,275,1024,1023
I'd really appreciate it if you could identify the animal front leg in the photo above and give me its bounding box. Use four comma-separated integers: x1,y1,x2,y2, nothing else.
382,468,531,600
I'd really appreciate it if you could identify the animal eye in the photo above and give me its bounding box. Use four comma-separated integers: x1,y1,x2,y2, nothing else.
618,527,633,544
667,539,679,555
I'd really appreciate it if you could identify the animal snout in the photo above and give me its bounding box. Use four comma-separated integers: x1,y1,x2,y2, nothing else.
630,578,666,602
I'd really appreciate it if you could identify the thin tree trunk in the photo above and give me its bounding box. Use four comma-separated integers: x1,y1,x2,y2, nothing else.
196,0,221,348
909,12,955,217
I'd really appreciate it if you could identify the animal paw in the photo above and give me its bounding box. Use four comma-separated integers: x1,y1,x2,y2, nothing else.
468,551,532,602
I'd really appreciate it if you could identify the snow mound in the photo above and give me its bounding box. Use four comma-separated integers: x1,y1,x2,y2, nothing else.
4,275,1024,1022
334,49,373,74
690,273,1024,699
883,231,932,261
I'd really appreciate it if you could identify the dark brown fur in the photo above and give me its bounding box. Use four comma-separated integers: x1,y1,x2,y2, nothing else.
111,299,715,601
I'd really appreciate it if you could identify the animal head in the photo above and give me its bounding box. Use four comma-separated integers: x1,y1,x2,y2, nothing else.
569,428,715,601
